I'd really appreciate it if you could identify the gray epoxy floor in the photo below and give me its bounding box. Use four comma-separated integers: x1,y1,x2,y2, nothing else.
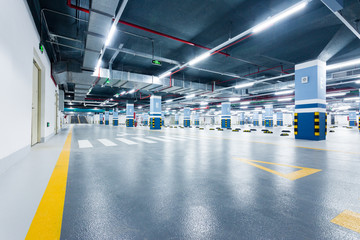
61,124,360,240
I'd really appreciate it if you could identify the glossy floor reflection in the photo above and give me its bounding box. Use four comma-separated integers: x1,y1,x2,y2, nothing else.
61,125,360,239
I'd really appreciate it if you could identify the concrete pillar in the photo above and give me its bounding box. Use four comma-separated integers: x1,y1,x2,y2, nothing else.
295,60,327,140
149,96,162,130
194,112,200,126
113,109,118,126
104,111,110,125
184,108,191,127
221,102,231,129
239,112,245,125
126,103,134,127
253,112,259,126
349,112,356,126
265,105,273,127
99,113,104,124
175,114,179,125
277,112,284,126
142,113,148,126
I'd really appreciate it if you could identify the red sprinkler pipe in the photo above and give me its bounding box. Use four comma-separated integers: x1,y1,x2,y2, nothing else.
65,2,230,57
67,0,90,13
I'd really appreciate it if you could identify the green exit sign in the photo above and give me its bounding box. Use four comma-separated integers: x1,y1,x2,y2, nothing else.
152,60,162,66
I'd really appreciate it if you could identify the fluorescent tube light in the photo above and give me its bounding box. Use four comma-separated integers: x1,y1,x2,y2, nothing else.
326,92,347,97
186,94,195,99
327,58,360,70
105,25,117,46
275,90,294,95
356,80,360,84
166,99,173,103
240,106,248,109
235,82,254,89
344,97,360,101
200,102,208,105
120,91,126,95
159,71,172,79
189,52,211,66
229,97,241,102
128,89,135,94
138,106,142,109
96,59,102,69
240,101,250,105
253,1,308,33
277,97,293,102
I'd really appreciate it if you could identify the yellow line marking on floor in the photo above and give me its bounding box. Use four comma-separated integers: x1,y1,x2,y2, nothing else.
26,128,73,240
235,158,322,180
331,210,360,233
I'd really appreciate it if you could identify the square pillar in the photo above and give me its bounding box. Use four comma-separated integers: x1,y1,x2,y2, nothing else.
221,102,231,129
126,104,134,127
277,112,283,126
149,96,162,130
295,60,327,140
175,114,179,125
253,111,259,126
194,112,200,126
349,112,356,126
265,105,273,127
184,108,191,127
99,113,104,124
113,109,119,126
239,112,245,125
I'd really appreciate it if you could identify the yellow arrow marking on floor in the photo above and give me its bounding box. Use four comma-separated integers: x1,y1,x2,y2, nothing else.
331,210,360,233
26,127,73,239
235,158,321,180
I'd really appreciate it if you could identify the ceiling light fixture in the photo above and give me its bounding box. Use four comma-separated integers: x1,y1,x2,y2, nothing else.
278,97,293,102
166,99,173,103
253,1,309,33
327,58,360,71
120,91,126,95
200,102,208,105
186,94,196,99
240,106,248,109
356,80,360,84
189,52,211,66
326,92,347,97
275,90,294,95
159,71,171,79
105,25,117,46
344,97,360,101
240,101,251,105
128,89,135,94
235,82,254,89
229,97,241,102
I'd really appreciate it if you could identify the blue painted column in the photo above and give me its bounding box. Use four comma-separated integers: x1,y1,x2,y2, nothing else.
104,111,110,125
253,112,259,126
295,60,327,140
265,105,273,127
221,102,231,129
175,114,179,125
113,109,118,126
149,96,162,130
349,112,356,126
142,113,148,126
239,112,245,125
277,112,284,126
194,112,200,126
99,113,104,124
184,108,191,127
126,103,134,127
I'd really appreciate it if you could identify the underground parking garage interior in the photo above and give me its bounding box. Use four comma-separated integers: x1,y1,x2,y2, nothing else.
2,0,360,239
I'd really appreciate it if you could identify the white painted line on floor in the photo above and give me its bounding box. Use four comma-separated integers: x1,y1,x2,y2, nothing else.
116,138,138,145
78,140,93,148
174,135,199,140
132,137,156,143
97,139,117,146
162,136,186,141
147,136,172,142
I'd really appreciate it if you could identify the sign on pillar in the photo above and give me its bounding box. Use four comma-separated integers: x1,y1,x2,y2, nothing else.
295,60,327,140
126,104,134,127
175,114,179,125
253,112,259,126
277,112,284,126
239,112,245,125
349,112,356,126
99,113,104,125
150,96,162,130
194,112,200,126
221,102,231,129
184,108,191,127
113,109,119,126
265,105,273,127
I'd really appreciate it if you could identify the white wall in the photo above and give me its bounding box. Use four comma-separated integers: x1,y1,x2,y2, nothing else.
0,0,57,160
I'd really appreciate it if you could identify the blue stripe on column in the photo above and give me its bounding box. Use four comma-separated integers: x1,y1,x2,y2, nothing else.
295,103,327,109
